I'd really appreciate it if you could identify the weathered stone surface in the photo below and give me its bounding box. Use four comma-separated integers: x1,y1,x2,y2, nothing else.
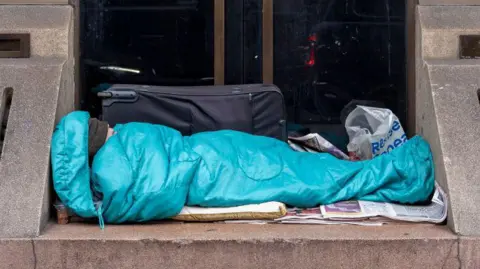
460,237,480,269
426,62,480,236
0,5,73,238
417,5,480,236
10,223,480,268
415,33,453,231
417,60,480,236
0,5,71,58
418,6,480,60
0,59,64,238
0,239,34,269
32,223,459,269
417,61,480,237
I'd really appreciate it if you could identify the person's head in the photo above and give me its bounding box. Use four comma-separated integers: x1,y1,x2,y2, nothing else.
88,118,114,158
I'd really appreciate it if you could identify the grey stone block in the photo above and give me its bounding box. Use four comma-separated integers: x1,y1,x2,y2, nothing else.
0,6,71,58
418,6,480,60
417,5,480,236
460,236,480,269
416,60,480,236
416,12,455,230
0,5,73,238
10,223,480,269
32,223,459,269
0,239,34,269
0,59,65,238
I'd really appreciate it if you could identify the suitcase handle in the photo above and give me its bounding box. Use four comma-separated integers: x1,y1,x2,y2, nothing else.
97,90,137,99
97,92,112,98
98,90,138,107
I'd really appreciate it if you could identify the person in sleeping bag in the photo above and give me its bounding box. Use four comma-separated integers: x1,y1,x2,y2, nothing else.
51,111,435,225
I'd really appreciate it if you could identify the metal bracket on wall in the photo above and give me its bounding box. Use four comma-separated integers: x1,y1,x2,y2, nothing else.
0,33,30,58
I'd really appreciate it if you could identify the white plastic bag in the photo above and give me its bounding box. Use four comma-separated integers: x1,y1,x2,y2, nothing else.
345,106,407,160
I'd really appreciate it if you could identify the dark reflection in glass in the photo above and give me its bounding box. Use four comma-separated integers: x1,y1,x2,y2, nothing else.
81,0,407,127
226,0,263,84
274,0,406,124
80,0,214,113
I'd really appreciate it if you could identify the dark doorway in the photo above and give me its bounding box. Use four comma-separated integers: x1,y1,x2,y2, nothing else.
80,0,407,130
226,0,406,126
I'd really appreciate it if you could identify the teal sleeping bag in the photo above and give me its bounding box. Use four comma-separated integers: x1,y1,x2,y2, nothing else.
51,111,435,224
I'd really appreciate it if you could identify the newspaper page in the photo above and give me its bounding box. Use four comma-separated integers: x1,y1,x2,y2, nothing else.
274,208,385,226
287,141,308,153
320,183,447,223
216,184,446,226
278,219,384,226
277,208,324,220
288,133,349,160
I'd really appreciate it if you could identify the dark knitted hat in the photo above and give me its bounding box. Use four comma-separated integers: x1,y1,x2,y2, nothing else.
88,118,109,158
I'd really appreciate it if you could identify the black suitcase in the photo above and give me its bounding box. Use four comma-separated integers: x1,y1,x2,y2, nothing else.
98,84,287,140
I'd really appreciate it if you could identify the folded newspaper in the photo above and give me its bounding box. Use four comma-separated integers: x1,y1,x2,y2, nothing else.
320,183,447,223
230,183,447,226
288,133,349,160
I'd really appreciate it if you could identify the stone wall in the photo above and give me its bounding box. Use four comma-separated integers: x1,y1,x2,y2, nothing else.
0,5,74,238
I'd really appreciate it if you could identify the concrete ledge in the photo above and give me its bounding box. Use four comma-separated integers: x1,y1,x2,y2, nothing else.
0,239,34,269
418,6,480,60
0,5,74,238
0,58,67,238
0,5,72,57
418,61,480,236
1,223,456,269
418,6,480,29
416,4,480,237
460,237,480,269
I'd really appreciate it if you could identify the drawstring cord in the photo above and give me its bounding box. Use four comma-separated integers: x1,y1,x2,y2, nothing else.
97,205,105,230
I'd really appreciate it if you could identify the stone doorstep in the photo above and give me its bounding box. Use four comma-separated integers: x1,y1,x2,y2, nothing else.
3,222,479,269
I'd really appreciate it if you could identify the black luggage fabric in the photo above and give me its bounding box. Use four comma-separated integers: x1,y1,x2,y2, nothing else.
98,84,287,140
